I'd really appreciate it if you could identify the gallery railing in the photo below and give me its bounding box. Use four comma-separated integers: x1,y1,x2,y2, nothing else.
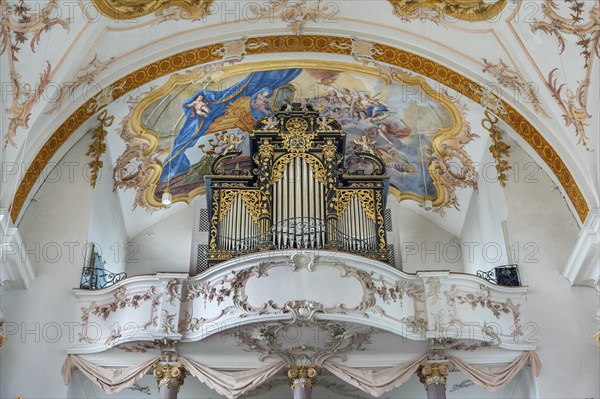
80,267,127,290
476,264,522,287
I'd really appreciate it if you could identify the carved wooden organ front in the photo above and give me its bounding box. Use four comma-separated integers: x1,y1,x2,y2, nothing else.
205,104,389,266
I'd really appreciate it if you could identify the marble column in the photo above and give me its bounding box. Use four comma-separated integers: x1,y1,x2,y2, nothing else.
288,365,318,399
417,361,449,399
153,363,186,399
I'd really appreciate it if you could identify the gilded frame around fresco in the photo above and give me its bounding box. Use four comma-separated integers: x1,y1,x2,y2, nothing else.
127,59,467,209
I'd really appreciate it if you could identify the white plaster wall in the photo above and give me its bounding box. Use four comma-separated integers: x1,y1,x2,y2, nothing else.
460,137,510,275
391,204,463,273
86,147,128,274
504,137,600,398
0,136,94,399
125,205,194,276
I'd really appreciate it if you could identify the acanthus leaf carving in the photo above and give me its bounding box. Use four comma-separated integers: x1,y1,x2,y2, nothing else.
79,286,162,343
234,319,375,365
481,58,549,118
1,0,69,148
531,0,599,150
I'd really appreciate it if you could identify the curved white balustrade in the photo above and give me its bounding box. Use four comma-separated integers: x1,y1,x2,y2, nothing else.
69,251,533,354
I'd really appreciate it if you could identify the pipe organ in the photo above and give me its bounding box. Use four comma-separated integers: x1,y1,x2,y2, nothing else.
205,103,389,266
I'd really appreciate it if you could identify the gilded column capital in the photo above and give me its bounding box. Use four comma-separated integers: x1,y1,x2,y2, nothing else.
417,361,449,386
153,363,186,391
288,365,318,389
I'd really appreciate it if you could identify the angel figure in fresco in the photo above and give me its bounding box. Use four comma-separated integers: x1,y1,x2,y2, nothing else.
159,69,302,182
359,93,388,117
221,134,243,155
186,94,211,118
374,123,412,146
250,88,273,119
375,146,416,174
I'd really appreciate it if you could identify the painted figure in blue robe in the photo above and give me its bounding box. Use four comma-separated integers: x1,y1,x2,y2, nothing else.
159,69,302,182
250,88,274,119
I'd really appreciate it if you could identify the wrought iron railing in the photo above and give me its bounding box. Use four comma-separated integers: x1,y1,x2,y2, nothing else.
476,264,521,287
80,267,127,290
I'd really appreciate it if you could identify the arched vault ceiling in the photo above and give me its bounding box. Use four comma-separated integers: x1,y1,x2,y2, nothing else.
1,0,598,228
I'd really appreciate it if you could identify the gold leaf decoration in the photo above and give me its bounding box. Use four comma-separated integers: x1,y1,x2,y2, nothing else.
389,0,507,22
85,109,115,188
91,0,213,20
482,110,511,187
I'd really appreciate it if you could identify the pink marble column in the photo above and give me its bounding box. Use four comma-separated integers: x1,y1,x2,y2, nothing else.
293,385,313,399
157,385,179,399
288,365,317,399
153,363,186,399
424,383,446,399
417,362,449,399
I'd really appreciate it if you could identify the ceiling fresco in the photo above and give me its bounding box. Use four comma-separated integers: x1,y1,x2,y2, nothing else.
1,0,598,226
113,62,477,212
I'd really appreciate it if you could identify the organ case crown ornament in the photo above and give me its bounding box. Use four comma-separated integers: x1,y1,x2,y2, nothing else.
204,103,390,266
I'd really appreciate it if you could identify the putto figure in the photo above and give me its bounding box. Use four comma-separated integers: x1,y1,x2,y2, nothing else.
250,88,273,119
186,94,211,118
159,69,302,181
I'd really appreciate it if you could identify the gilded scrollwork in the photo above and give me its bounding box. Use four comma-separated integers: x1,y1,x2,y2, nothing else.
91,0,213,20
208,190,220,251
218,190,240,223
428,89,479,215
482,110,511,187
86,109,115,188
271,153,327,184
375,190,387,252
389,0,508,22
336,190,376,223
